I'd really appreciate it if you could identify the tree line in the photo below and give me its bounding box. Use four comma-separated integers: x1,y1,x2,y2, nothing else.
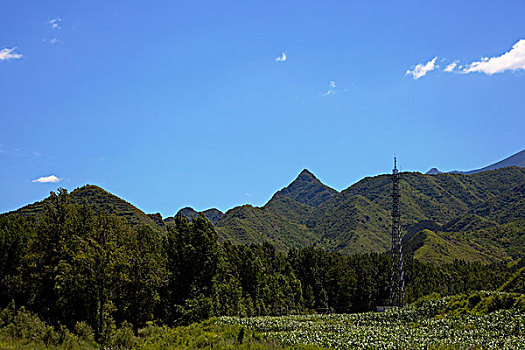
0,189,514,343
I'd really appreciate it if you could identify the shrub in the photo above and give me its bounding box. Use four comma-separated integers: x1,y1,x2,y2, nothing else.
111,321,136,349
74,321,95,343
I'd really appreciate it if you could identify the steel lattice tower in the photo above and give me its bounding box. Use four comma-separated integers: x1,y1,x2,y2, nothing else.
389,157,406,307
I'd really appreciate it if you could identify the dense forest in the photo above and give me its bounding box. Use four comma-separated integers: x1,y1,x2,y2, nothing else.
1,188,520,347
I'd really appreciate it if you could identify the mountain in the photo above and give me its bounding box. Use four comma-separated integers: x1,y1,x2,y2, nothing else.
270,169,338,207
215,166,525,259
426,149,525,175
425,168,442,175
6,185,166,233
4,165,525,265
402,229,506,265
215,203,319,251
464,149,525,174
214,169,336,250
201,209,224,224
167,207,224,224
216,169,338,251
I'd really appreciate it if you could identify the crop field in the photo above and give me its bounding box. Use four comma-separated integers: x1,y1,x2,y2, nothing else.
218,293,525,350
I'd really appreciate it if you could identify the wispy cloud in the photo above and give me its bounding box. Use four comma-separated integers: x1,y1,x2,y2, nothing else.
32,175,61,183
323,80,336,96
0,144,41,160
444,61,458,72
42,38,63,45
462,39,525,75
0,48,23,61
49,18,62,29
275,52,286,62
406,57,437,79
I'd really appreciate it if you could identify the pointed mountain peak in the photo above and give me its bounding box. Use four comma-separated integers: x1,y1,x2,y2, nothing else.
426,168,442,175
296,169,319,181
270,169,338,207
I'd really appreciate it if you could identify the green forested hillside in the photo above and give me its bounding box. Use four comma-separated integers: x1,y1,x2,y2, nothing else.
167,207,224,224
1,187,522,349
3,167,525,263
8,185,165,233
500,266,525,293
215,204,319,251
270,169,338,207
215,167,525,260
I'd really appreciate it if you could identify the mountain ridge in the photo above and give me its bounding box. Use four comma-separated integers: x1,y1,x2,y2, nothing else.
3,163,525,264
269,168,338,207
426,149,525,175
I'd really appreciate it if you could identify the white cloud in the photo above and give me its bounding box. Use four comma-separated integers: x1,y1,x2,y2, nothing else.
323,80,336,96
32,175,61,183
463,39,525,75
444,61,458,72
406,57,437,79
0,48,23,61
43,38,63,45
49,18,62,29
275,52,286,62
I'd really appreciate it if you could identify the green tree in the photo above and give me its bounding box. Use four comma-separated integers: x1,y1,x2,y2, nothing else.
165,215,219,324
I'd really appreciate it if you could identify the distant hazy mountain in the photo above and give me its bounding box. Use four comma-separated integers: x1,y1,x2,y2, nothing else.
425,168,442,175
463,149,525,174
426,149,525,175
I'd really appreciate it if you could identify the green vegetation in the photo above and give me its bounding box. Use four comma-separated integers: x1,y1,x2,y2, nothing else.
4,167,525,263
218,292,525,349
137,319,320,349
500,266,525,293
1,167,524,348
10,185,164,234
0,307,320,350
216,204,319,251
167,207,224,225
215,167,525,260
2,187,520,348
3,292,523,349
404,229,506,265
270,169,338,207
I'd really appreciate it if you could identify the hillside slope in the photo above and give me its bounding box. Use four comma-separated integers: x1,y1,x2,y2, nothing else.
270,169,338,207
6,185,165,233
166,207,224,224
464,149,525,174
3,167,525,264
215,167,525,259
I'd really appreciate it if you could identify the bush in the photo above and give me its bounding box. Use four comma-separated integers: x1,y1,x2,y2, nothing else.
473,293,519,314
0,305,94,349
137,321,165,339
110,321,136,349
4,307,58,344
74,321,95,344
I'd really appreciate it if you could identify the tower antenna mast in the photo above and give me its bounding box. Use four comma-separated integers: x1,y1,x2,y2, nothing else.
389,156,406,306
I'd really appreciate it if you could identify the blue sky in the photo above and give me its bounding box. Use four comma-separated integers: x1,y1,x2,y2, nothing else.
1,0,524,216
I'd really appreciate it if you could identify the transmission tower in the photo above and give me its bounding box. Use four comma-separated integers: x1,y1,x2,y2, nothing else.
389,157,406,307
